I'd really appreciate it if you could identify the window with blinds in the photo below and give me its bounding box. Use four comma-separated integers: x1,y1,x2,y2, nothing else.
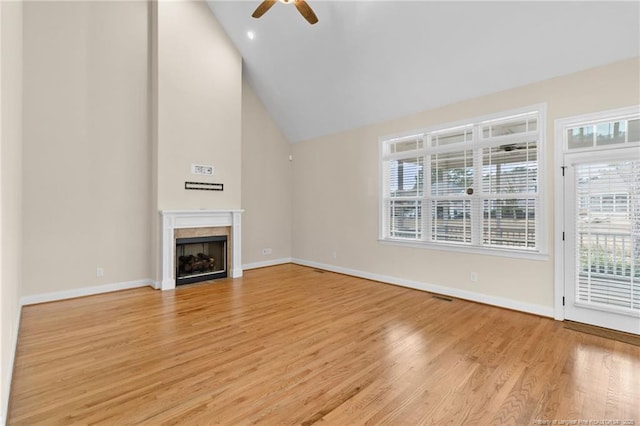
575,161,640,312
380,106,545,255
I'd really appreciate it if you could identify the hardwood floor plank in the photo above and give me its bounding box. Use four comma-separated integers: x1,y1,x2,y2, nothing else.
7,264,640,425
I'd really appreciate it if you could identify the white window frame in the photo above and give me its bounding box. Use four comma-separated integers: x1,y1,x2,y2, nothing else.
553,104,640,320
379,104,548,260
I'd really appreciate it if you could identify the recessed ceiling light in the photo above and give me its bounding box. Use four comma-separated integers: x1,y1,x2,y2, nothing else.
247,31,255,40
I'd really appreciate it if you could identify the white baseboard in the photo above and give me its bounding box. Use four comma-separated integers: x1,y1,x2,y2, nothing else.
2,305,22,426
19,279,155,306
291,258,555,318
242,257,292,271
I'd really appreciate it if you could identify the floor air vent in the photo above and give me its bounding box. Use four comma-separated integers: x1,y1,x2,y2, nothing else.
432,295,454,302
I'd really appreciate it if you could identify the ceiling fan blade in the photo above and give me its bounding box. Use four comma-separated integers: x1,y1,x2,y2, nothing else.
252,0,276,19
294,0,318,24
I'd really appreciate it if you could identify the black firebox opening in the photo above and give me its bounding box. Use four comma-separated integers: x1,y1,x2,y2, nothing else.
176,235,227,285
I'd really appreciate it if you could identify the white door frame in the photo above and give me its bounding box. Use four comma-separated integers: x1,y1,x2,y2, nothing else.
554,105,640,322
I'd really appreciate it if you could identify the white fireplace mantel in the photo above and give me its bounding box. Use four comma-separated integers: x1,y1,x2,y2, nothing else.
160,209,243,290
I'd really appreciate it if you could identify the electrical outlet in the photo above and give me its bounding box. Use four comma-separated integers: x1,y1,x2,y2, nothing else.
332,251,337,259
470,272,478,282
262,248,272,255
97,267,104,278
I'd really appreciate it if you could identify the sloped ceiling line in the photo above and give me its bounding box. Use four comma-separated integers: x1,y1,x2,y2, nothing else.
207,1,640,143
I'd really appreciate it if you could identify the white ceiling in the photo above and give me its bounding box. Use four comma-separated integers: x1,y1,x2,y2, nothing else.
206,1,640,143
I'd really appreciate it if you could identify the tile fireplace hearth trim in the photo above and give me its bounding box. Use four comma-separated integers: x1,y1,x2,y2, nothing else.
160,210,243,290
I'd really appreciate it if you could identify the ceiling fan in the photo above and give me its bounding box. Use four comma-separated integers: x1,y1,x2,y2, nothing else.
252,0,318,25
499,143,529,152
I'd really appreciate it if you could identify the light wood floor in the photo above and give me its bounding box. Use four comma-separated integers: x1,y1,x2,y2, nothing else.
8,264,640,425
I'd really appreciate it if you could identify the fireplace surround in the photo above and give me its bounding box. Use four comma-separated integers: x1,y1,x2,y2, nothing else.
160,210,243,290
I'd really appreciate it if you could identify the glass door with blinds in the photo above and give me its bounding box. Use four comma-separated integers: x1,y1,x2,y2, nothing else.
561,111,640,334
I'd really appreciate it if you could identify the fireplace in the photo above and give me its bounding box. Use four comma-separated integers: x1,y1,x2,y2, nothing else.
160,210,243,291
176,235,227,285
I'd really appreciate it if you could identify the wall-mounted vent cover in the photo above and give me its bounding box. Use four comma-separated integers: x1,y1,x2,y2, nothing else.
191,164,214,176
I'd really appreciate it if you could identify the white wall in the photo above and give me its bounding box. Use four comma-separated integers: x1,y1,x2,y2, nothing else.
22,1,151,296
151,0,242,282
0,0,23,421
241,79,292,266
155,0,241,211
3,2,243,416
291,58,640,313
18,0,243,292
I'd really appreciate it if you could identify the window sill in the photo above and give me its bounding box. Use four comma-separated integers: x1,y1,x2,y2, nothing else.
378,238,549,261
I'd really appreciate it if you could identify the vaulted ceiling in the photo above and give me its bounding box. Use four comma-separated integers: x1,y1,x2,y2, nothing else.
206,1,640,143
